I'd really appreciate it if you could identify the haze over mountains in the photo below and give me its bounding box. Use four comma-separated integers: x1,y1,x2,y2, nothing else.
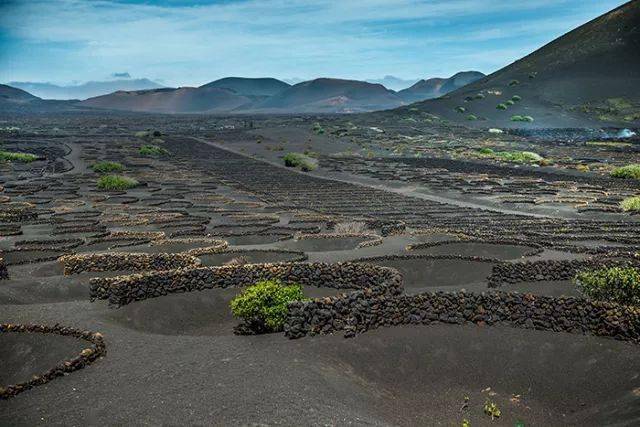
402,0,640,127
9,78,164,100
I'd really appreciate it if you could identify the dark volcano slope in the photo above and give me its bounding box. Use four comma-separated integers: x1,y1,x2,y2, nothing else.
255,78,405,113
80,86,254,113
399,1,640,127
200,77,290,97
398,71,485,103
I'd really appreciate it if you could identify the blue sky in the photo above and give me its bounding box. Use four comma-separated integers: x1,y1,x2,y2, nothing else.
0,0,630,87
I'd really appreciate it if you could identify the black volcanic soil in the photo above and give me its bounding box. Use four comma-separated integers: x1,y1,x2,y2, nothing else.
1,116,640,426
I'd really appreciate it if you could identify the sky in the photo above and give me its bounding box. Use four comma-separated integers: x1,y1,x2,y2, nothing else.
0,0,630,87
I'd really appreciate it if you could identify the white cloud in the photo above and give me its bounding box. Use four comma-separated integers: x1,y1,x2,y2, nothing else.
0,0,628,85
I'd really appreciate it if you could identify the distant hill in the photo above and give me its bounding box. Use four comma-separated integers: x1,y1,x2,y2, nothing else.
400,1,640,127
255,78,404,113
9,78,164,100
0,84,75,112
80,87,254,114
398,71,485,103
366,76,420,91
200,77,290,97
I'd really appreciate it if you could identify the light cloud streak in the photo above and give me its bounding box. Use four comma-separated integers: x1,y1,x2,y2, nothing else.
0,0,629,86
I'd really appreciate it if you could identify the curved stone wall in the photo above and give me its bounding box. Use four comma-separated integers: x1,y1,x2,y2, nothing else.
285,290,640,344
0,323,106,400
59,252,202,275
90,262,402,307
487,258,640,288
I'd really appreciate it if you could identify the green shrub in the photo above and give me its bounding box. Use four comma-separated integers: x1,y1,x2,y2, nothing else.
494,150,543,163
620,196,640,212
474,93,485,100
139,145,169,156
467,114,478,121
478,147,494,155
455,106,466,113
505,100,515,106
283,152,318,171
97,175,139,190
312,122,325,135
134,130,150,139
92,161,124,173
510,115,534,122
230,279,308,332
611,164,640,180
508,79,520,86
511,95,522,102
496,103,508,110
0,150,39,163
574,267,640,305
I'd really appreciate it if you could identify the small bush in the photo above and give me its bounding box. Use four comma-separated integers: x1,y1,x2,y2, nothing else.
620,196,640,212
510,115,534,122
0,150,39,163
97,175,139,190
474,93,485,100
511,95,522,102
312,122,325,135
574,267,640,305
478,147,494,155
496,103,508,110
611,164,640,180
230,279,307,333
134,130,150,139
283,152,317,171
139,145,169,156
505,100,515,106
92,161,124,173
455,106,466,113
508,79,520,86
494,150,543,163
467,114,478,121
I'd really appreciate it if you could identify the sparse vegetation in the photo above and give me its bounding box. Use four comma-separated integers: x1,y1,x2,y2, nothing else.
483,400,501,419
611,164,640,179
511,95,522,102
0,150,39,163
455,106,466,113
496,103,508,110
478,147,494,155
92,161,124,173
96,175,139,190
494,150,543,163
283,152,318,171
139,145,169,156
510,115,534,122
474,93,485,100
508,79,520,86
466,114,478,121
312,122,325,135
230,279,308,333
620,196,640,212
505,100,515,106
575,267,640,305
